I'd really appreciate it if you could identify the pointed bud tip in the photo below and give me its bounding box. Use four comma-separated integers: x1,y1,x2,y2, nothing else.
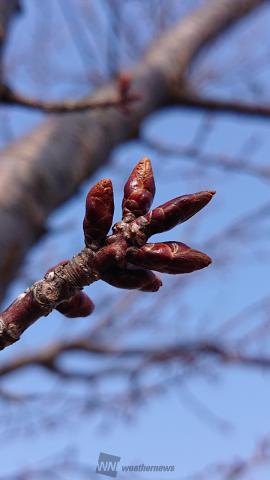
141,156,152,166
86,178,113,197
198,252,212,268
135,157,153,175
98,178,113,189
138,156,151,164
195,189,216,206
205,255,212,266
199,190,216,198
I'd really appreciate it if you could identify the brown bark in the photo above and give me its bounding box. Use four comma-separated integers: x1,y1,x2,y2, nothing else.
0,82,140,112
0,0,265,301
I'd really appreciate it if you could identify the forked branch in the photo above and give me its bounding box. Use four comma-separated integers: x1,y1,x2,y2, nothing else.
0,74,140,113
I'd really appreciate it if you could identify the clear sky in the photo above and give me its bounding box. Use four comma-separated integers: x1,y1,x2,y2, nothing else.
1,1,270,479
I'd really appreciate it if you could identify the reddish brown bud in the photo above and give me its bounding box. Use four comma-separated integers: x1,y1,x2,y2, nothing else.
102,267,162,292
143,191,215,237
122,158,155,221
83,179,114,247
57,291,95,318
127,242,212,274
93,239,127,274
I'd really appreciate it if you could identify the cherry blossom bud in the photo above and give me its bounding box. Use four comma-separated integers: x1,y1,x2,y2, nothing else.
122,158,155,221
57,291,95,318
93,239,127,274
127,241,211,274
143,191,215,237
83,179,114,247
102,267,162,292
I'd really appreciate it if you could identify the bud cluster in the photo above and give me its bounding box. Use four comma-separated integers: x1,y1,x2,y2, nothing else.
79,157,214,317
0,157,215,349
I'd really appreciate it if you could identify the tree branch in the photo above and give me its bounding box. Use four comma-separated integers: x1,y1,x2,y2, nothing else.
0,79,140,113
142,135,270,182
0,0,265,301
1,337,270,378
172,90,270,119
184,437,270,479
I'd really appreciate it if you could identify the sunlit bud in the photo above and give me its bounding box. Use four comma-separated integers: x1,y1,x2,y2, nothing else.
83,179,114,247
143,191,215,237
122,158,155,221
127,241,212,274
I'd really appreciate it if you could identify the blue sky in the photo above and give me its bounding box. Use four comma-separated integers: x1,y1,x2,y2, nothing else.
1,1,270,478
